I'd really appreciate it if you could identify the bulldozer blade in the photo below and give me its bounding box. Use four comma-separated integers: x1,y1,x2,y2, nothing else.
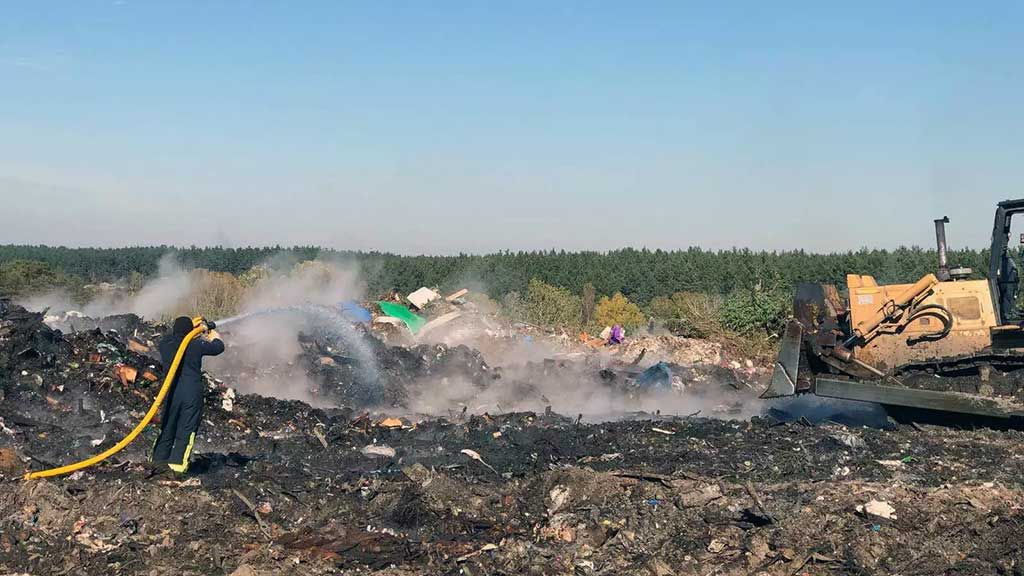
815,378,1024,419
762,319,802,398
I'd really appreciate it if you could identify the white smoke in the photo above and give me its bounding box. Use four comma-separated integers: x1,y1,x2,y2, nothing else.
19,253,195,321
128,254,192,319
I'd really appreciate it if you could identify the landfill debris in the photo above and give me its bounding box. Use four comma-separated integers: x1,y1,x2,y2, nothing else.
547,485,571,514
858,499,897,520
418,311,462,337
373,315,404,326
0,301,1021,575
113,364,138,385
445,288,469,303
407,287,441,310
361,444,397,458
377,301,427,333
637,361,672,390
618,334,725,366
460,448,500,476
831,431,867,450
221,387,236,412
678,483,722,507
0,447,20,473
707,538,728,553
337,300,372,324
127,338,150,354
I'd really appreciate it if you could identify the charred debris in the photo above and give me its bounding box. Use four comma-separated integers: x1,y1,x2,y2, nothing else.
3,297,1024,575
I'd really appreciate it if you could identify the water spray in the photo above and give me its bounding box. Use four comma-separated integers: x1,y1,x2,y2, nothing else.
215,303,381,392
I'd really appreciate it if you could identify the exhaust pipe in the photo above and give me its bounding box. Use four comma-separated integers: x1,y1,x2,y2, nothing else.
935,216,950,281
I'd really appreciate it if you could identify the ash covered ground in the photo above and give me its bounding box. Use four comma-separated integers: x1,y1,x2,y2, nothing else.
3,301,1024,576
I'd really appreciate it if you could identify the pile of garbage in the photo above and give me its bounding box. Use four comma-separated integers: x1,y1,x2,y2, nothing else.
616,334,724,367
4,300,1024,575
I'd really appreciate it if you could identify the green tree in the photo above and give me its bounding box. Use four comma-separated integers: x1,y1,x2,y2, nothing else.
0,260,67,298
581,282,596,327
720,286,791,336
127,270,146,293
648,291,723,338
239,264,271,287
524,278,581,329
594,292,645,330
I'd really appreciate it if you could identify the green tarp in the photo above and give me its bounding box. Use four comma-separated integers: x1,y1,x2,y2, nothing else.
377,301,426,334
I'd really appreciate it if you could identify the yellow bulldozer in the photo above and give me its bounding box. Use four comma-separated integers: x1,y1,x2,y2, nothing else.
763,199,1024,419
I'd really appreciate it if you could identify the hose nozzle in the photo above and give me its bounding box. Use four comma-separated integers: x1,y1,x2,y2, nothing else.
191,317,216,331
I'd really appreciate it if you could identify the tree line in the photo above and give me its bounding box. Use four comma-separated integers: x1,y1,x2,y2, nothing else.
0,244,989,303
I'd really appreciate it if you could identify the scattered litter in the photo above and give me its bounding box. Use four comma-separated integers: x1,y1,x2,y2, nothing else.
455,542,499,563
637,361,672,390
0,447,19,473
578,452,622,463
407,287,441,310
831,432,866,450
337,300,373,324
547,485,571,515
374,315,405,326
461,448,500,476
221,387,236,412
113,364,138,385
312,426,329,449
707,538,728,553
361,444,397,458
418,311,463,337
445,288,469,303
127,339,150,354
609,324,624,344
377,301,427,333
678,484,722,507
857,499,897,520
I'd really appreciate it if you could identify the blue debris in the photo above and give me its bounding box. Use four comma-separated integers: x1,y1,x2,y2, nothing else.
336,300,372,324
636,361,673,390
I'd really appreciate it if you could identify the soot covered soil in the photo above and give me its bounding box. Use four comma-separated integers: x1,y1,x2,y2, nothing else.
2,302,1024,575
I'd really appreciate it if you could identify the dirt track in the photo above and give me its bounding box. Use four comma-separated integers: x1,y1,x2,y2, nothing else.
3,304,1024,575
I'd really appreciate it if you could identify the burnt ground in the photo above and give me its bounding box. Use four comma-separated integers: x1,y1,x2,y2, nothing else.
3,303,1024,575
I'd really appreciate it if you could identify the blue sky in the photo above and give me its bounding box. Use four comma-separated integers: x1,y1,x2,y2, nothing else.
1,2,1021,253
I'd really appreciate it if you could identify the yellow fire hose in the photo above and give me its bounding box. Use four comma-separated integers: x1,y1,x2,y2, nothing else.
24,319,209,480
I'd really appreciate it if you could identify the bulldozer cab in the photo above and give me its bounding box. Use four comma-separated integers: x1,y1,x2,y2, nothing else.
989,199,1024,325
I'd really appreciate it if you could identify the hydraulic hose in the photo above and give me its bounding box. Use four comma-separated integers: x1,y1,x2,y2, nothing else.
23,323,206,480
905,303,954,345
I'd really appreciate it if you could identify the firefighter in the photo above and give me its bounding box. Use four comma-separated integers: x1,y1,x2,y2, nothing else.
151,316,224,473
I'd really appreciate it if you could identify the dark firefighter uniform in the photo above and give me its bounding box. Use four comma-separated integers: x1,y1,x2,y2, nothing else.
151,316,224,473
